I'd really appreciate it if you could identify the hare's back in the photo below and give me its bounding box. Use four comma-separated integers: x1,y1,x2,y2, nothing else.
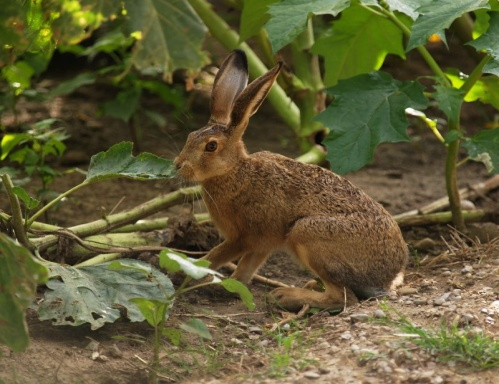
249,151,382,214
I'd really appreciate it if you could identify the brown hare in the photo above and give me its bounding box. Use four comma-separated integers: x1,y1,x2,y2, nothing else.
174,50,408,311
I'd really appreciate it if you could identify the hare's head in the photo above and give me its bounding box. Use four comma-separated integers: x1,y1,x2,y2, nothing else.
174,50,282,182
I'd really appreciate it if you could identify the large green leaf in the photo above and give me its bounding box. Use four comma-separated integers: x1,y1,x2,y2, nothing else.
315,71,428,174
36,260,174,330
384,0,431,20
240,0,279,42
312,5,405,87
406,0,490,51
445,68,499,109
433,84,464,122
266,0,350,52
123,0,209,80
462,128,499,174
468,11,499,75
86,142,175,182
0,234,48,352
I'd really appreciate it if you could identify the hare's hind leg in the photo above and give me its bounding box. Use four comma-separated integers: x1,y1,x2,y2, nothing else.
269,281,358,312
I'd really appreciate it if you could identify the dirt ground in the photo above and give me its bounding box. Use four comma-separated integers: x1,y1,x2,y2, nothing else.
1,40,499,384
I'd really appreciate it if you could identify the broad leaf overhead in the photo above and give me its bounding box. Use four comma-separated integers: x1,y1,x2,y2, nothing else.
86,142,175,182
312,5,405,87
315,71,428,174
266,0,350,52
240,0,279,42
406,0,490,51
123,0,209,80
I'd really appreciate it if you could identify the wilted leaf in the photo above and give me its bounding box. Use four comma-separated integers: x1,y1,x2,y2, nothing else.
462,128,499,173
180,318,212,340
406,0,489,51
0,234,48,351
86,142,175,182
315,71,427,174
219,278,255,310
36,259,174,330
312,5,405,87
266,0,350,52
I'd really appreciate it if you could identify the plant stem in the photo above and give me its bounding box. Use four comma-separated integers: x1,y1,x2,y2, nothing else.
1,174,32,250
74,253,123,267
459,55,491,96
445,119,465,230
289,17,326,150
30,186,201,251
188,0,301,136
28,181,88,226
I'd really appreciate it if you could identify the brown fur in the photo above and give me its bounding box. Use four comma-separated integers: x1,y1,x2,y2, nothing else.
174,50,408,311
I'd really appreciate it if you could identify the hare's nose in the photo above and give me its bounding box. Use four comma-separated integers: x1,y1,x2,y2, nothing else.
173,157,182,170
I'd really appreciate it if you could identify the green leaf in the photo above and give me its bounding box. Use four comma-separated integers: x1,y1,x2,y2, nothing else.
48,73,97,97
35,259,174,330
462,128,499,173
433,84,464,122
162,327,182,346
129,298,170,327
468,11,499,63
122,0,209,80
86,142,175,182
266,0,350,52
312,5,405,87
0,234,48,352
240,0,279,42
2,61,35,94
315,71,428,174
219,278,255,310
445,68,499,109
483,58,499,76
81,29,135,56
1,133,30,160
180,318,212,340
384,0,430,20
406,0,490,51
101,87,141,122
158,250,223,281
12,186,40,210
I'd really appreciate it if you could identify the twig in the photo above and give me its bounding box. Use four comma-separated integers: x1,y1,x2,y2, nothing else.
225,262,290,288
394,175,499,220
1,174,33,250
269,304,310,332
396,210,484,228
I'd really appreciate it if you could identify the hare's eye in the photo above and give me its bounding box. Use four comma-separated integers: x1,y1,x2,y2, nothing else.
205,141,218,152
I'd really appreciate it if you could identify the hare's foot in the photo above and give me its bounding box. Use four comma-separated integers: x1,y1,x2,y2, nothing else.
269,283,358,312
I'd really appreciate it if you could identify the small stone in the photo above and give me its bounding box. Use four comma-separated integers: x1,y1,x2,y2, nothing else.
373,309,387,318
249,326,263,334
350,313,369,323
399,287,418,295
341,331,352,340
282,323,290,331
414,299,428,306
441,270,452,276
107,344,123,358
461,265,473,274
85,340,100,352
257,339,269,347
303,371,321,379
231,338,243,345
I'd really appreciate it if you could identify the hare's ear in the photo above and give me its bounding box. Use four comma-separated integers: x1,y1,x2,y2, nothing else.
210,50,249,125
229,62,282,133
